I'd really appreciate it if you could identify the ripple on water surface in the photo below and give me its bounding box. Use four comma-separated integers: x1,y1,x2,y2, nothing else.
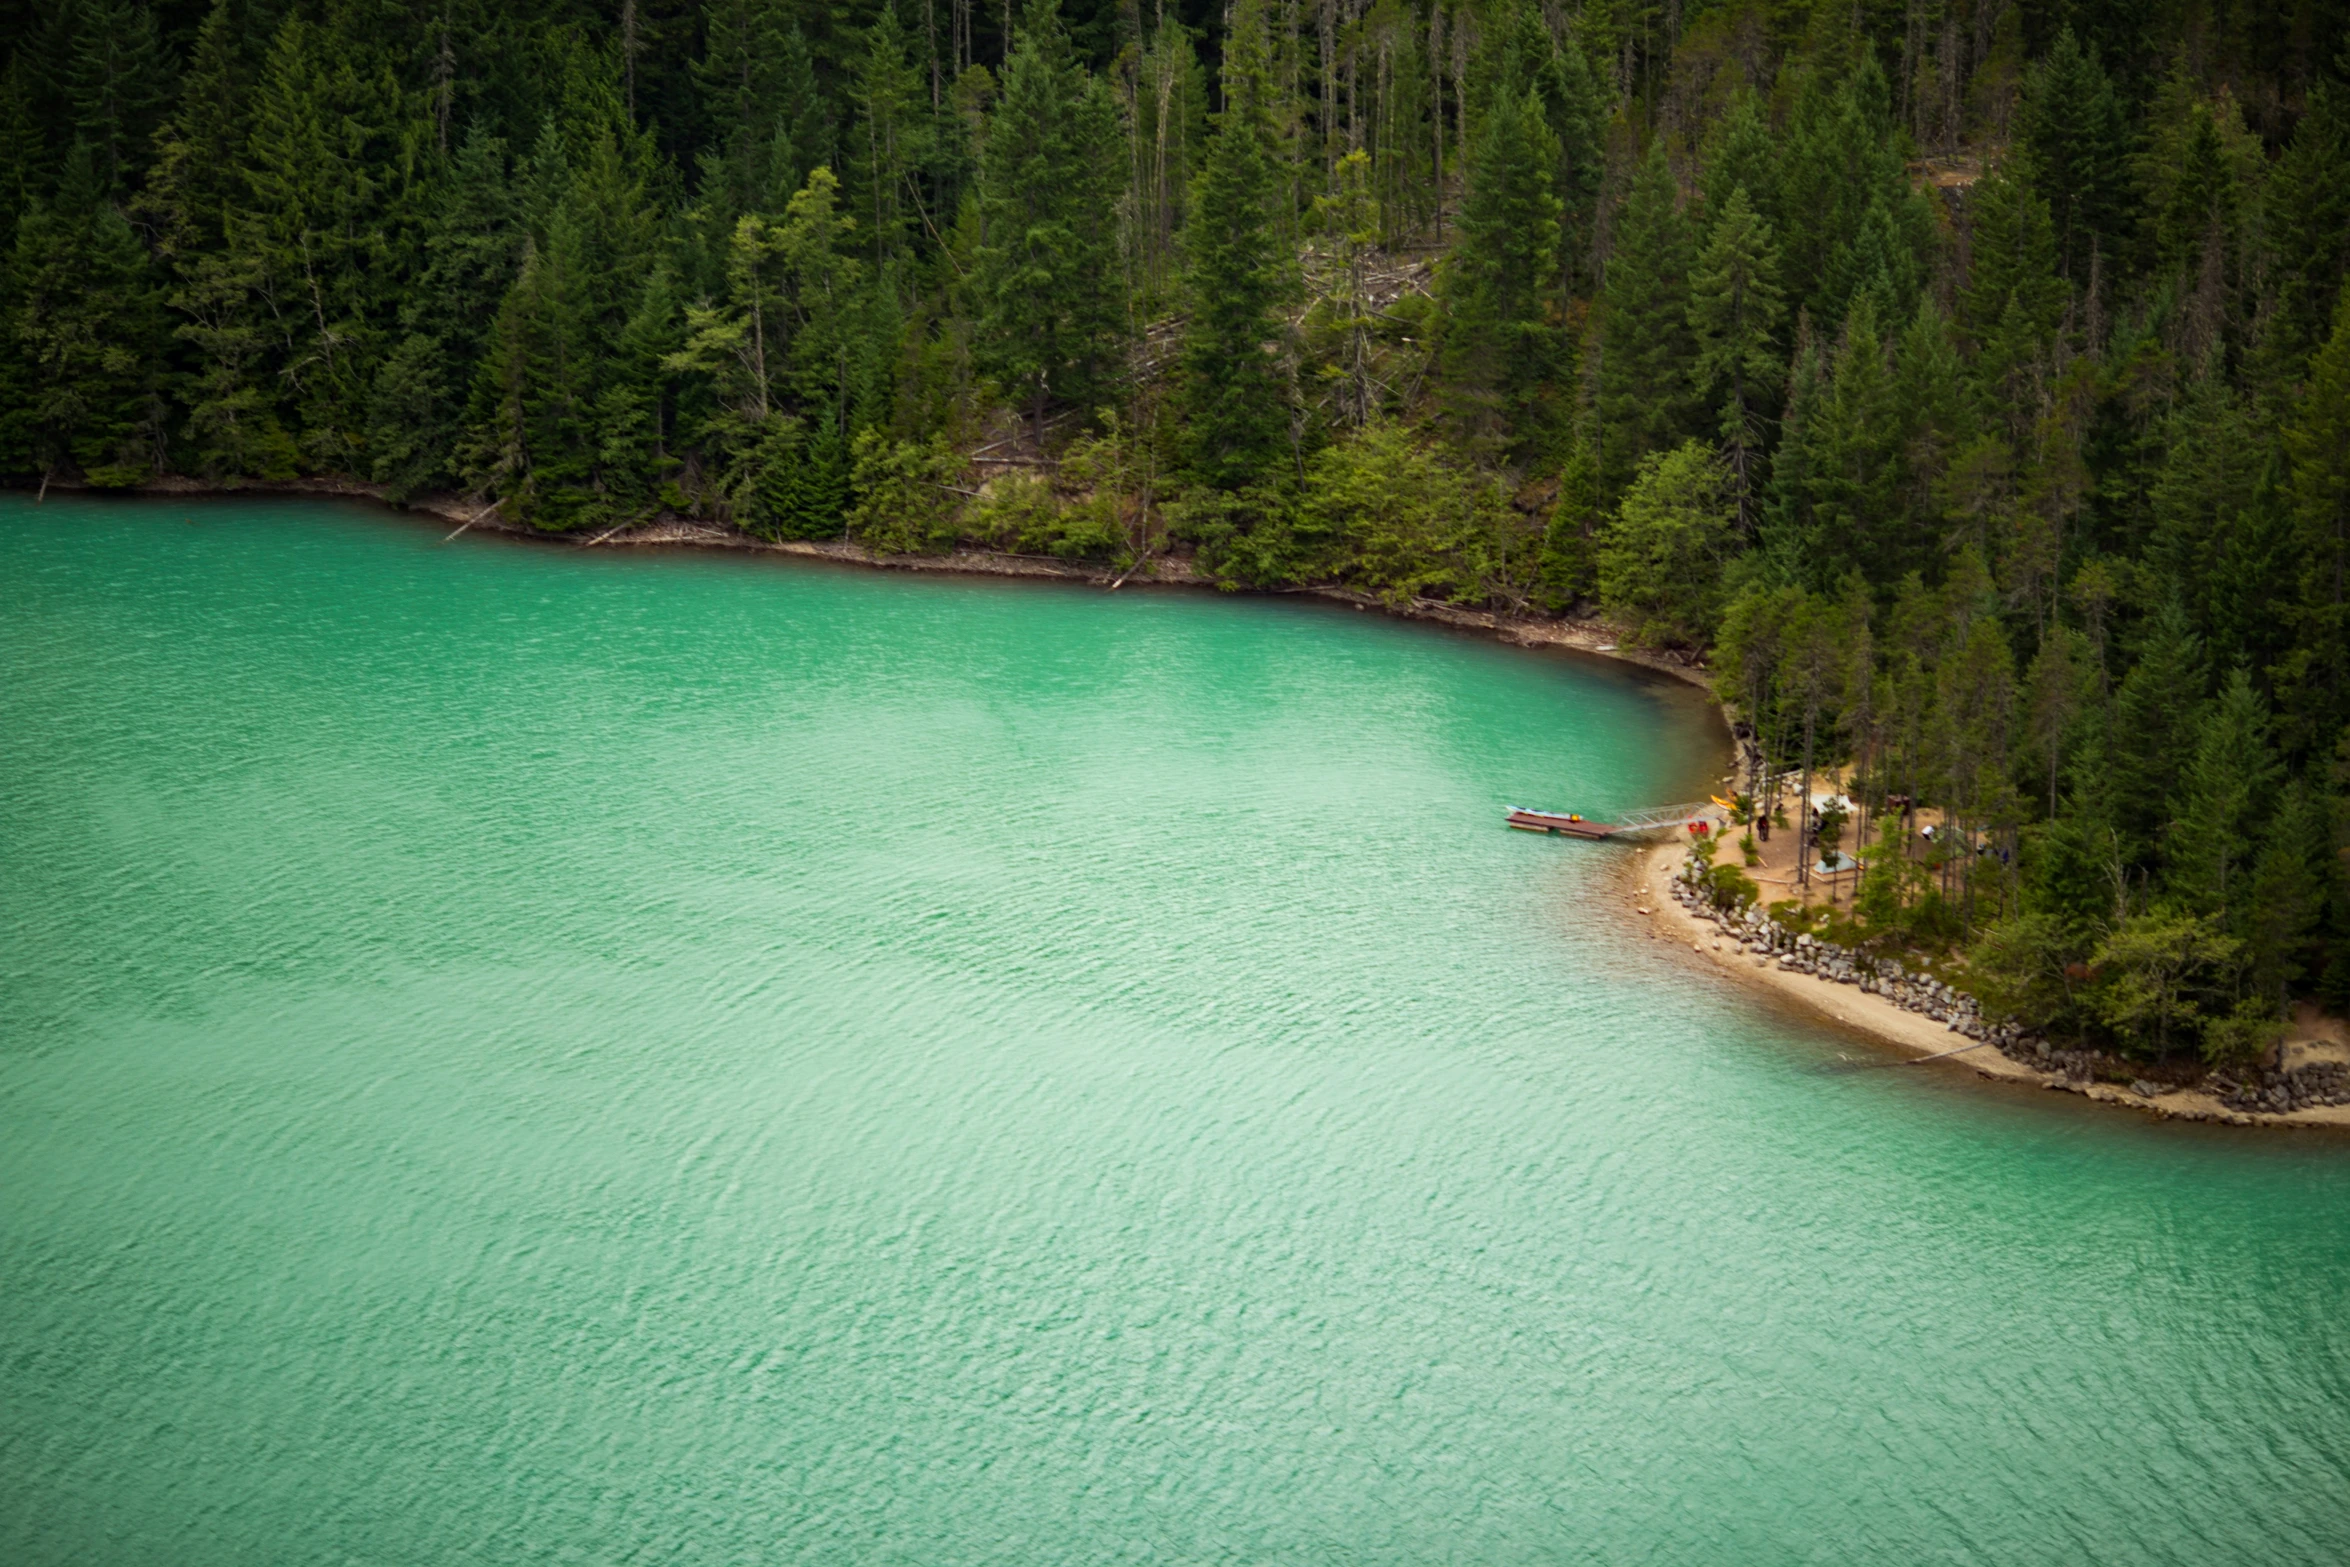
2,495,2346,1565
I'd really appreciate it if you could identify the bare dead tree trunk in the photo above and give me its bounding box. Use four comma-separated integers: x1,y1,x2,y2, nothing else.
620,0,638,121
1429,0,1444,240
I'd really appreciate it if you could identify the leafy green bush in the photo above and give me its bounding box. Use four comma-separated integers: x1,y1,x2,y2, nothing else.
1598,440,1735,646
1294,420,1516,604
846,431,965,553
1168,483,1300,588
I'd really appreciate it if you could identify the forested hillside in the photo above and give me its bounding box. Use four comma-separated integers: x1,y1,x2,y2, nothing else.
6,0,2350,1062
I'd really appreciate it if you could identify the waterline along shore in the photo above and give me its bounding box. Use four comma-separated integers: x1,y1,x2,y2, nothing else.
38,476,1715,676
1631,835,2350,1130
39,481,2347,1131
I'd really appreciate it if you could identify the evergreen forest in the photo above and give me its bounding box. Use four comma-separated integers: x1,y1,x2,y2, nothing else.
7,0,2350,1065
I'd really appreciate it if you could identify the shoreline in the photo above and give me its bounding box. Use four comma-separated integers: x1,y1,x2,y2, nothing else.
1628,836,2350,1131
30,478,2340,1131
42,476,1716,687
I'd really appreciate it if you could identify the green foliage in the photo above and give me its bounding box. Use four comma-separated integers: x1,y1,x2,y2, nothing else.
1598,143,1697,494
693,2,828,222
1169,482,1298,588
65,0,175,193
1537,440,1600,610
1686,833,1758,910
1769,299,1905,586
2165,668,2280,917
1774,54,1931,327
1,146,167,482
2018,28,2132,286
973,1,1125,430
1294,420,1513,604
1441,77,1564,456
1177,0,1298,491
2088,910,2241,1059
847,428,964,552
1600,440,1736,647
1970,911,2093,1037
2258,73,2350,378
1960,164,2066,404
1687,184,1784,529
2280,293,2350,751
1856,817,1930,937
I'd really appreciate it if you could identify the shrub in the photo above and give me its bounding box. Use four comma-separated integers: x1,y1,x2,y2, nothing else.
846,430,966,553
1597,440,1735,646
1294,420,1516,604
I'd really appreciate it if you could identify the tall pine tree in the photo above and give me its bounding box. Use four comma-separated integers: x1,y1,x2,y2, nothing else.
972,0,1123,437
1598,141,1696,496
1176,0,1296,490
1687,184,1784,532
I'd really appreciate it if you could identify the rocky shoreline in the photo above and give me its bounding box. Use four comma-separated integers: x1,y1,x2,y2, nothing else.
1659,846,2350,1129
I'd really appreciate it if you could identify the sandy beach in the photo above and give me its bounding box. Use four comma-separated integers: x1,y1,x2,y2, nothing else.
1628,834,2350,1129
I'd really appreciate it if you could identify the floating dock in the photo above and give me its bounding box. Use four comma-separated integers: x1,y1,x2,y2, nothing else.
1507,808,1618,838
1506,802,1715,841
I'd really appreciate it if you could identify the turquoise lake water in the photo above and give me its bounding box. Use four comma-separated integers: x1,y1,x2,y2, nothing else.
3,495,2346,1563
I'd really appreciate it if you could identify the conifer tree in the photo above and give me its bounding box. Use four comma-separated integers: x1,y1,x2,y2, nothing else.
227,13,414,469
1889,300,1973,531
0,54,51,242
1306,146,1379,430
64,0,174,192
2280,294,2350,751
1699,90,1777,234
667,209,801,528
972,0,1123,438
138,0,254,261
2149,368,2258,646
2258,69,2350,378
1960,164,2066,418
2107,601,2208,860
370,130,524,498
1176,0,1297,490
1600,440,1736,647
850,3,928,272
1510,8,1608,292
2018,27,2132,287
2241,780,2329,1009
1441,78,1562,457
775,165,884,536
1774,298,1901,586
1687,184,1783,532
468,212,599,527
2166,667,2280,919
0,142,167,482
2137,69,2262,288
2023,626,2091,818
1129,16,1205,310
1538,436,1600,609
1775,54,1921,324
1597,141,1696,495
694,2,829,221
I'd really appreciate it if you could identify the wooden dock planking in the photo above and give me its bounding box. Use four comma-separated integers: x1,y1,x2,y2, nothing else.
1506,809,1621,838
